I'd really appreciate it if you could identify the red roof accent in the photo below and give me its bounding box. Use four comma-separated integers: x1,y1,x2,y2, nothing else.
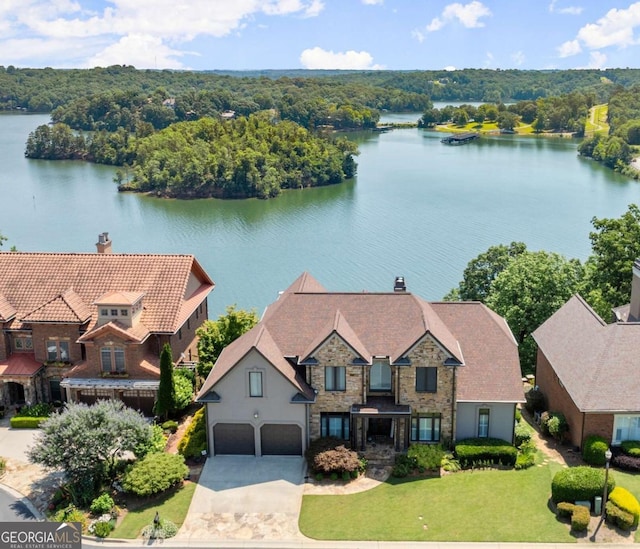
0,353,43,376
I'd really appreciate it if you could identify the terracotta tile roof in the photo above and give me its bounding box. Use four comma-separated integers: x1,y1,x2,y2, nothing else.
0,292,17,322
78,320,151,343
95,291,145,305
199,273,521,404
0,353,43,376
533,294,640,412
0,252,214,334
67,353,160,380
430,301,524,403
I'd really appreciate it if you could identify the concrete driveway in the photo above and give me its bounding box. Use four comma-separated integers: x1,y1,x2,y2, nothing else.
176,455,307,542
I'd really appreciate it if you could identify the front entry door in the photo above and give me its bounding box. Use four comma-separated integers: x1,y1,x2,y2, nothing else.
367,418,393,441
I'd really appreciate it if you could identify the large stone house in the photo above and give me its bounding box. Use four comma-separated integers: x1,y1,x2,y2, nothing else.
197,273,523,456
533,259,640,449
0,233,215,415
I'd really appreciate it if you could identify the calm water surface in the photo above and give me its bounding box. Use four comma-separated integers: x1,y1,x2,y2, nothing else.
0,113,637,316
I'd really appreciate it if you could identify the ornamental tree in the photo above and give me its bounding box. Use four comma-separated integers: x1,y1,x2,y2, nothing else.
27,400,153,505
154,343,176,420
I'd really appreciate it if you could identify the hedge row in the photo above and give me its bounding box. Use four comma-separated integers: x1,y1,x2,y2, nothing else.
621,440,640,457
609,486,640,528
551,466,615,504
606,501,635,531
582,435,609,466
455,438,517,468
10,416,47,429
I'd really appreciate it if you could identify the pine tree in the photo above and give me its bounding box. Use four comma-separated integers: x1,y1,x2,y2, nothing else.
154,343,176,419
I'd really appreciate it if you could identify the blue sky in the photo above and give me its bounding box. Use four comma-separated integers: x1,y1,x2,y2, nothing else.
2,1,640,71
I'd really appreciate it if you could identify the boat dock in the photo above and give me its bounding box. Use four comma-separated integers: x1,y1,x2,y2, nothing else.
441,132,479,145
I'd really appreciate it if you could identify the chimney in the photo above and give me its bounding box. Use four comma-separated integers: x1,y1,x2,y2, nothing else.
629,259,640,321
96,232,112,254
393,276,406,292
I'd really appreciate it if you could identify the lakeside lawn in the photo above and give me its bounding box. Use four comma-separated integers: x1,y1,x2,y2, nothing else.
111,481,196,539
300,462,577,542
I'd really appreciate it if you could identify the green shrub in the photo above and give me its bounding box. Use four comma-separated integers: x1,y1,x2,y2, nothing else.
9,416,47,428
551,465,615,504
135,424,168,458
524,386,546,413
582,435,609,466
454,438,517,468
52,505,87,531
556,501,576,519
514,421,532,447
93,520,113,538
313,445,360,475
177,407,206,459
407,443,444,471
173,374,194,411
621,440,640,457
609,486,640,527
174,367,195,387
162,420,179,433
515,451,536,470
15,403,52,417
305,437,346,469
141,518,178,540
606,501,635,531
121,453,188,497
441,453,461,472
546,412,568,441
89,493,114,515
570,505,590,532
0,457,5,476
515,407,522,422
314,472,323,481
391,463,410,478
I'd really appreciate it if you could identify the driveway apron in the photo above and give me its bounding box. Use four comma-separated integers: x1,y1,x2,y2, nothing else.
176,455,306,542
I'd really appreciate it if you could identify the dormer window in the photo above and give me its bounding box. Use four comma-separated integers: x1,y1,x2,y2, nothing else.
94,291,145,328
120,309,128,316
110,309,118,316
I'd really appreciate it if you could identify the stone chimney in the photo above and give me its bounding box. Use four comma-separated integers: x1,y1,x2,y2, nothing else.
96,232,112,254
629,259,640,321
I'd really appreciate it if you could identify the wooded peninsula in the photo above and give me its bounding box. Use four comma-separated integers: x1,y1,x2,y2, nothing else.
9,66,640,198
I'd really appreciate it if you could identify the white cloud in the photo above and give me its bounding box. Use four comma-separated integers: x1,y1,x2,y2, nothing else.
511,50,525,66
362,0,384,4
443,65,456,71
548,1,583,15
0,0,325,68
427,1,491,32
557,39,581,57
576,3,640,50
299,46,383,69
586,50,607,69
412,29,425,43
87,34,188,69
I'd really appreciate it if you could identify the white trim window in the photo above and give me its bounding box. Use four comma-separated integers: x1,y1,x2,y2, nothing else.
100,346,125,373
478,408,490,438
613,415,640,445
370,361,392,391
325,366,346,391
249,371,263,397
47,339,69,361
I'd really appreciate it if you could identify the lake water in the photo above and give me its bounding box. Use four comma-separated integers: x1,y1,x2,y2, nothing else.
1,113,637,317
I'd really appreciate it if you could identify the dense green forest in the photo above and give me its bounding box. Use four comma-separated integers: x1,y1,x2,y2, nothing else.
25,114,358,199
4,65,640,112
579,85,640,176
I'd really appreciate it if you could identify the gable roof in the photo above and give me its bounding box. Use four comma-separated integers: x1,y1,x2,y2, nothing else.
199,273,522,404
0,252,214,334
533,294,640,412
430,301,523,403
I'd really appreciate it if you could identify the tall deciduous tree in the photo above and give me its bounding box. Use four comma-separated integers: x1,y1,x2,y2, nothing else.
444,242,527,302
197,305,258,378
27,400,152,505
155,343,176,419
486,251,584,375
583,204,640,313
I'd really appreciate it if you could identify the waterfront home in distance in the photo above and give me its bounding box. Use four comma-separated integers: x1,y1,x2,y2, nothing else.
533,259,640,449
197,273,523,456
0,233,215,414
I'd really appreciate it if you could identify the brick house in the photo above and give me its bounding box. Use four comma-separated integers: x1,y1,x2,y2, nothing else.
197,273,523,456
532,259,640,449
0,233,215,414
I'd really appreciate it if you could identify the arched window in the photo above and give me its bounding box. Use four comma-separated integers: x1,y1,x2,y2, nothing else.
369,361,391,391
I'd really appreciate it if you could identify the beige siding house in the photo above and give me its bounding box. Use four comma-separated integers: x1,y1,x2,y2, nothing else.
0,233,215,414
197,273,523,456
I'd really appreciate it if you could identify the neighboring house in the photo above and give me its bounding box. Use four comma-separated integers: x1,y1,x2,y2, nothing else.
533,259,640,449
0,233,215,415
197,273,523,457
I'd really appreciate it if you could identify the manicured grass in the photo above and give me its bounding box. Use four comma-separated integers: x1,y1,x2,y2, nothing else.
111,481,196,539
300,463,574,542
585,104,609,135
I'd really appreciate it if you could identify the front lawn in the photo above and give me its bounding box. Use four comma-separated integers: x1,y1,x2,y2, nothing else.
300,463,574,542
111,481,196,539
